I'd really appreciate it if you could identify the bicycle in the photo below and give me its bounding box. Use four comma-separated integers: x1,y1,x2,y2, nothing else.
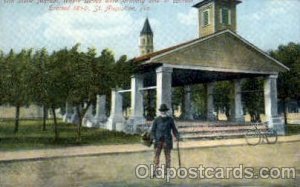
245,121,278,146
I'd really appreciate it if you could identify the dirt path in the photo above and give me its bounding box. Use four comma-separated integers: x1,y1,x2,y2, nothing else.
1,134,300,163
0,141,299,186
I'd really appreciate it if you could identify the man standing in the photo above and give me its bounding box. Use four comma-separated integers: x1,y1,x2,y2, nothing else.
151,104,180,176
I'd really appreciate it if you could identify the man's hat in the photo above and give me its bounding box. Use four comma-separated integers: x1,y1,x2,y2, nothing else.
159,104,169,112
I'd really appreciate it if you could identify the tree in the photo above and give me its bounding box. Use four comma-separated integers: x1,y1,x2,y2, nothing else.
241,78,264,122
192,84,207,120
172,87,184,119
0,50,5,105
29,48,50,131
269,42,300,124
214,81,232,120
4,49,32,133
46,47,74,141
67,46,121,142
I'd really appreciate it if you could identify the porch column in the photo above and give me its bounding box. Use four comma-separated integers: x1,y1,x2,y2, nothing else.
82,103,94,127
94,95,107,123
70,106,80,125
130,74,146,132
107,89,125,131
207,82,216,121
183,85,194,120
156,67,173,116
264,75,285,135
231,79,245,123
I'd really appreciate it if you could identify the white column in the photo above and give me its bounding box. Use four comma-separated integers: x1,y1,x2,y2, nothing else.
129,74,146,132
207,82,216,121
156,67,173,116
264,75,285,135
183,85,194,120
107,89,125,131
231,79,245,123
82,103,94,127
94,95,107,123
70,106,80,125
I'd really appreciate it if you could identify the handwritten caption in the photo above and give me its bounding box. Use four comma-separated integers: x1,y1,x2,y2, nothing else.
3,0,194,13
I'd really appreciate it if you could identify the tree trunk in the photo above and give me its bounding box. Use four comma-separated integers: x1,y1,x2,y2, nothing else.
225,107,230,121
255,112,261,122
42,105,47,131
76,106,82,143
283,99,288,125
14,105,20,133
51,106,58,141
76,101,92,143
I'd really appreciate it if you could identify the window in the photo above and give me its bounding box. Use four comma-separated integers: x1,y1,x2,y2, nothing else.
220,8,231,25
202,9,210,26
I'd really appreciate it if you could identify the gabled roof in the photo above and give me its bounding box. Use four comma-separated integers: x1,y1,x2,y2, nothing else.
133,32,217,63
133,30,289,74
140,18,153,36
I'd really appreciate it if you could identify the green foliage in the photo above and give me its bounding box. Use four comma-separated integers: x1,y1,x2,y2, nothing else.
269,42,300,124
269,42,300,100
214,81,232,119
113,56,138,88
29,48,50,107
3,49,32,107
0,44,134,141
192,85,207,119
0,50,5,104
172,87,184,117
241,78,264,122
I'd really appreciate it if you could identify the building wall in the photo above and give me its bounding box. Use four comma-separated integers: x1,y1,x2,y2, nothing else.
139,35,153,55
214,1,237,32
198,2,215,37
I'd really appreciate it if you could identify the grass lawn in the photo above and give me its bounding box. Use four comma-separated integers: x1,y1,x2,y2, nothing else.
0,119,140,151
0,119,299,151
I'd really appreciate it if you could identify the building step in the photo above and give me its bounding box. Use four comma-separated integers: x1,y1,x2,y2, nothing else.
180,131,258,140
179,125,266,132
178,123,268,140
177,122,264,128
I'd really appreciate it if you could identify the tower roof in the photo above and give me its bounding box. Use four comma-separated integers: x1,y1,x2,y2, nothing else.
140,18,153,36
193,0,241,8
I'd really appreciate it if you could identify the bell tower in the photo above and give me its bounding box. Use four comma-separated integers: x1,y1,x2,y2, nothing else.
193,0,241,37
139,18,154,56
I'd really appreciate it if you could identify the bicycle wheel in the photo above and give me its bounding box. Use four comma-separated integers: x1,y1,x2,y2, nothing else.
245,129,261,146
266,129,278,144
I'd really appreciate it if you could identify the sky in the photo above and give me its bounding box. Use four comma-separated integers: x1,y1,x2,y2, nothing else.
0,0,299,59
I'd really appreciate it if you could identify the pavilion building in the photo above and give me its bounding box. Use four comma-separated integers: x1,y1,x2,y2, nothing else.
107,0,289,135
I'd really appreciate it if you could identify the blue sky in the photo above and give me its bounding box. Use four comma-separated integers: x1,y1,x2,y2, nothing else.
0,0,299,58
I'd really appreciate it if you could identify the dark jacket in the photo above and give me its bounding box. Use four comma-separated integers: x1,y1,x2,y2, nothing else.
151,116,179,149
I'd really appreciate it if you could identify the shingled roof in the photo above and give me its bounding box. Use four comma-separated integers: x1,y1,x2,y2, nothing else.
140,18,153,36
